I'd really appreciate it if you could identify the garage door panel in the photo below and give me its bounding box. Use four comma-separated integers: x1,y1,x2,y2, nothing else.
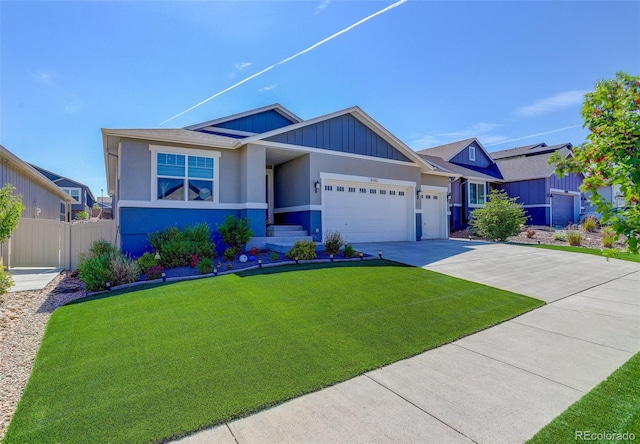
323,181,410,243
552,194,574,227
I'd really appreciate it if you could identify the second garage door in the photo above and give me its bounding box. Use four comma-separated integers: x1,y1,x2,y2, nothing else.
552,194,575,227
323,180,411,243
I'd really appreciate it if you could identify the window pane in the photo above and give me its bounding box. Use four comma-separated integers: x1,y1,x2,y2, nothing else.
188,156,214,179
157,178,184,200
478,184,485,204
158,153,185,177
470,183,477,204
188,180,213,201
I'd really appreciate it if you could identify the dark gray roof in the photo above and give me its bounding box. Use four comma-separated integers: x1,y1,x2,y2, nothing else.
495,147,572,181
419,154,502,181
490,142,572,160
415,138,477,160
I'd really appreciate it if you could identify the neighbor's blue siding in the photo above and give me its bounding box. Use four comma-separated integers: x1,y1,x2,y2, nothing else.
119,207,267,257
266,114,411,162
215,109,295,133
549,172,582,192
275,210,322,241
498,179,547,206
450,141,493,168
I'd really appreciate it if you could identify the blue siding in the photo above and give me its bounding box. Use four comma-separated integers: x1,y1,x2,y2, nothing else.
498,179,546,205
266,114,411,162
451,206,463,231
524,206,549,225
120,207,266,257
275,210,322,240
416,213,422,240
549,173,582,192
450,141,493,168
215,109,295,133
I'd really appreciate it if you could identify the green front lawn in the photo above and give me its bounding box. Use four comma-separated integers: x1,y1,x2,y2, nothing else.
528,244,640,263
528,352,640,443
6,261,543,443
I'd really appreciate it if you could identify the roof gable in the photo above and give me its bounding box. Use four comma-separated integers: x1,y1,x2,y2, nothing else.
186,104,301,136
262,110,412,162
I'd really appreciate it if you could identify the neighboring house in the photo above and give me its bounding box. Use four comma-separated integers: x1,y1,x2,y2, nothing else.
103,104,456,257
416,138,503,231
92,196,113,220
491,143,582,227
1,144,72,266
29,164,96,220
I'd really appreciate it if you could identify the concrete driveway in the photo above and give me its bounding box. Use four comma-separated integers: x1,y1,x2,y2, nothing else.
179,240,639,444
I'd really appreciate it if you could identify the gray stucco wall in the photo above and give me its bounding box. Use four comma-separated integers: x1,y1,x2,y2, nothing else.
118,139,243,204
309,153,421,206
274,154,310,208
421,174,449,188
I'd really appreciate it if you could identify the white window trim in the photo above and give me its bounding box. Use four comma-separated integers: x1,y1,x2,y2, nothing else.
149,145,221,204
62,187,81,204
469,146,476,162
468,181,486,207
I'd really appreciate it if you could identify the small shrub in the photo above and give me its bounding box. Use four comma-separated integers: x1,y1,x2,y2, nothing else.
137,252,157,273
223,247,236,262
0,267,14,295
148,223,215,268
287,240,316,260
109,254,140,286
145,265,164,280
581,216,598,233
270,251,278,260
323,230,344,255
553,231,567,242
89,239,116,257
217,216,253,254
525,228,536,239
469,190,527,241
343,244,355,258
74,211,89,220
197,258,214,274
602,228,615,248
77,253,112,292
567,231,583,246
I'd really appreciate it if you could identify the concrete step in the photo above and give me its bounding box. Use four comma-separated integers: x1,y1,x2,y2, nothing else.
247,235,315,251
269,224,304,232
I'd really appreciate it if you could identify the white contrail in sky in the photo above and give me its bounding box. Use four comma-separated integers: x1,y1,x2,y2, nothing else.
159,0,409,126
486,124,581,147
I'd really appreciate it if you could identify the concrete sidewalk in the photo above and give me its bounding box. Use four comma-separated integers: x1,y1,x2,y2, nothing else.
179,241,639,443
7,267,62,292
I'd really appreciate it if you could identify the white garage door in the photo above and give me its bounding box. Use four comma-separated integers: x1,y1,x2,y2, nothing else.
323,180,411,243
421,191,445,239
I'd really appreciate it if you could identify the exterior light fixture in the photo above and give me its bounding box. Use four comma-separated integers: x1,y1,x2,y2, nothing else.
214,268,218,276
258,259,262,268
154,252,161,260
314,180,320,193
378,250,382,259
359,252,364,260
295,256,299,264
330,254,334,262
537,240,541,245
161,272,166,282
106,282,111,291
416,189,422,198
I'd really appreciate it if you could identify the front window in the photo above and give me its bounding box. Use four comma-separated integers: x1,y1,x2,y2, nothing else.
156,152,215,202
469,182,485,205
62,187,81,203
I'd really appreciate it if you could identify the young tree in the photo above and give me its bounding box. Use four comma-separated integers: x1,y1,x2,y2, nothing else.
469,189,527,241
0,184,25,244
551,72,640,253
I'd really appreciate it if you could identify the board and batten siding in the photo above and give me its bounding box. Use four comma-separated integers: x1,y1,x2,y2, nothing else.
548,172,582,193
498,179,547,205
0,157,67,220
449,141,493,168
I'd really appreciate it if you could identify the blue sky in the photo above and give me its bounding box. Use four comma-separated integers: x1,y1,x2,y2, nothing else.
1,1,638,198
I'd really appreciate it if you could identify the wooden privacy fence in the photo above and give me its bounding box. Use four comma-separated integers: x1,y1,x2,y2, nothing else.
1,218,117,270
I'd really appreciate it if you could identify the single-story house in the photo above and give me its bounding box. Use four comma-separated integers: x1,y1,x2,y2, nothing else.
30,164,96,220
103,104,456,257
416,138,503,231
491,143,582,227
